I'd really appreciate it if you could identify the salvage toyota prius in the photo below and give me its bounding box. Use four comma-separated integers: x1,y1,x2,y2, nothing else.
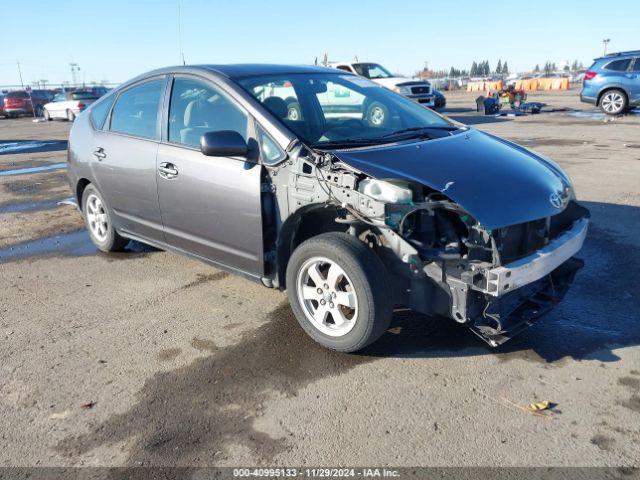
67,64,589,352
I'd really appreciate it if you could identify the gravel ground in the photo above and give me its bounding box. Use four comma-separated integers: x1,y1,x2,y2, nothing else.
0,90,639,468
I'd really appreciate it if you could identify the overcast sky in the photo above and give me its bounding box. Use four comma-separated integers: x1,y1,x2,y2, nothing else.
1,0,638,86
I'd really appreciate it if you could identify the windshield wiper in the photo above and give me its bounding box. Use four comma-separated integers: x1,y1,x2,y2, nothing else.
312,138,392,149
381,125,459,138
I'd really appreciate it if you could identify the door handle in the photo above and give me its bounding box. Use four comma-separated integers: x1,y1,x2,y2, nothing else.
158,162,178,179
93,147,106,160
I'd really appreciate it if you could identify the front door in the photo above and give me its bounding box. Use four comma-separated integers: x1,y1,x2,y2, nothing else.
156,75,264,275
91,77,167,241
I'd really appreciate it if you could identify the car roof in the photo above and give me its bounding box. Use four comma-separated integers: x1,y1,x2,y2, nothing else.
595,50,640,60
196,63,338,78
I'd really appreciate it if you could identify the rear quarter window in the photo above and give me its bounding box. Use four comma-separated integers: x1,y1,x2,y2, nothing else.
604,59,631,71
90,94,116,130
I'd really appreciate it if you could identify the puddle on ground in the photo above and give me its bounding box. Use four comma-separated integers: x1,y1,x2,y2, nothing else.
0,229,155,262
56,303,374,465
515,138,593,148
0,140,67,155
0,196,74,214
0,162,67,177
554,109,640,122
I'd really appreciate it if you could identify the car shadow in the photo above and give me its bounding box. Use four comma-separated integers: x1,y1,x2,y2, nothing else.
361,200,640,364
0,139,68,155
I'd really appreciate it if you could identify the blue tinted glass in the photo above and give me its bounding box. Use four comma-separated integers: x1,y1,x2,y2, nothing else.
89,95,115,130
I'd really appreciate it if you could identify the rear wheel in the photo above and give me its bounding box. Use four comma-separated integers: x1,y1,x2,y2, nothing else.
82,185,128,252
286,233,393,352
600,89,627,115
66,109,76,122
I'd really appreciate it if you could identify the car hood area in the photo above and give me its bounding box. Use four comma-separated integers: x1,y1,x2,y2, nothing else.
332,128,572,230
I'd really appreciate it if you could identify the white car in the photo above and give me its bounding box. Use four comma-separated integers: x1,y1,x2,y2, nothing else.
329,62,435,107
43,91,99,121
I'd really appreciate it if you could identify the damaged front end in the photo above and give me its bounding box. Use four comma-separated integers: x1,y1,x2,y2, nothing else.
275,145,589,347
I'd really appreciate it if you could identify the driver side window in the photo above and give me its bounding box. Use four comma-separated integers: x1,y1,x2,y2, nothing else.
168,77,248,148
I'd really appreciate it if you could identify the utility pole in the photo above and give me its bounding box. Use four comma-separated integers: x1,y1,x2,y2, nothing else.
17,60,38,118
602,38,610,56
16,60,25,88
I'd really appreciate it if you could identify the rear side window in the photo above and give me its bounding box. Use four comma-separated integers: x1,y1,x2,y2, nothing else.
604,59,631,71
633,59,640,72
7,91,28,98
110,79,165,140
90,94,116,130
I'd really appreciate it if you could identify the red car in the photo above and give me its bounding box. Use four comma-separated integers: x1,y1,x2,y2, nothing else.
3,90,51,118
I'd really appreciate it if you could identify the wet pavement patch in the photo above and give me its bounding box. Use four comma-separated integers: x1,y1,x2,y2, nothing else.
56,303,374,465
0,229,155,262
0,230,96,261
514,138,593,148
181,272,229,290
0,140,67,155
0,196,74,214
590,434,615,451
158,348,182,362
0,162,67,177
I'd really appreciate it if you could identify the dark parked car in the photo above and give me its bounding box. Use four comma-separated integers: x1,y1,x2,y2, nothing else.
0,94,5,117
3,90,51,117
580,50,640,115
433,89,446,109
68,64,589,352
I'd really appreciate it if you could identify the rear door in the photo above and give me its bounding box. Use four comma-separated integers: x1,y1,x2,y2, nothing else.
156,74,264,274
90,76,167,242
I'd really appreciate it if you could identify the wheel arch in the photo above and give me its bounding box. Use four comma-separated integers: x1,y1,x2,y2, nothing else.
597,86,629,106
275,203,346,289
75,178,92,209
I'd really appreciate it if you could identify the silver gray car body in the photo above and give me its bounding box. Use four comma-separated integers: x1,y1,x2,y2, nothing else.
67,64,588,347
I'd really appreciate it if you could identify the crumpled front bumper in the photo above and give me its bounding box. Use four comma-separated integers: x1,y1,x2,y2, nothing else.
485,217,588,297
468,257,584,346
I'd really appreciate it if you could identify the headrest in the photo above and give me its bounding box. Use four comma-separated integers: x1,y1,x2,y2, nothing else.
262,96,288,119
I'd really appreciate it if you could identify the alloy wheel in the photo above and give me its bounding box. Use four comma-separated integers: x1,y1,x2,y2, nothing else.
296,256,359,337
86,193,109,242
601,92,624,114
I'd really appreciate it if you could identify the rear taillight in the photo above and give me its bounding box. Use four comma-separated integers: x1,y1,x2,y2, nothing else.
584,71,598,80
77,102,86,109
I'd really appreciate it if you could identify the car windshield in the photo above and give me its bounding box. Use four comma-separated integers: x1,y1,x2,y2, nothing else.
352,63,394,79
238,72,457,148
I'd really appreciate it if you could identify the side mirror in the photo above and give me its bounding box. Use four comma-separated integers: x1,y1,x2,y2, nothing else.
200,130,248,157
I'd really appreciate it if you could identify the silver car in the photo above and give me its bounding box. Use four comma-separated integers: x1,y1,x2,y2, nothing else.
68,64,589,352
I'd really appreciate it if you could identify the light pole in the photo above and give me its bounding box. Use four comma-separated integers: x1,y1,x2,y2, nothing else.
602,38,610,56
69,63,80,87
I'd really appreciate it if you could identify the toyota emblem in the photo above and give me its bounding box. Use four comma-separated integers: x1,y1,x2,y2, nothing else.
549,192,563,209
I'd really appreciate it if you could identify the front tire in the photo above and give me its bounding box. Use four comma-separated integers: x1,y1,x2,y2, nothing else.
365,101,389,127
286,232,393,352
82,185,127,252
43,108,51,121
600,89,627,115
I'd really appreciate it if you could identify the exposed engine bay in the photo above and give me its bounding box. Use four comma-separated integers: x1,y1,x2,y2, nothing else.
265,144,589,347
